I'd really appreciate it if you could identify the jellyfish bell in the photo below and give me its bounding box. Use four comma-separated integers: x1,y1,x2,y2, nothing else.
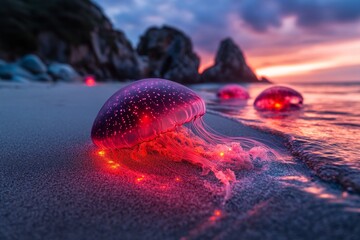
91,78,206,149
92,78,274,200
254,86,303,112
217,84,249,100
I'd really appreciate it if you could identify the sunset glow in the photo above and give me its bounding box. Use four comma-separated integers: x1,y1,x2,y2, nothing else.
253,40,360,81
99,0,360,83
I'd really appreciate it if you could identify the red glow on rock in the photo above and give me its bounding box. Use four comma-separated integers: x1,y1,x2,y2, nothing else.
217,84,249,100
254,86,303,111
85,75,96,87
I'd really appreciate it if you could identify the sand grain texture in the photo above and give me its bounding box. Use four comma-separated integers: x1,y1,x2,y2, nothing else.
0,83,359,240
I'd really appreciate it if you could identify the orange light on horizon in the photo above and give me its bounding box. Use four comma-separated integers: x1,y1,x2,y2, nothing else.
253,39,360,80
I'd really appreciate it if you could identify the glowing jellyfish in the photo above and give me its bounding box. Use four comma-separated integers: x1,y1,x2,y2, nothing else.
254,86,303,111
92,78,272,199
217,84,249,100
85,75,96,87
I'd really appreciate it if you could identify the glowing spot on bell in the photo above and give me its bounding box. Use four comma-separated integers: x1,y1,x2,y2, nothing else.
219,152,225,157
274,102,282,109
175,177,181,182
140,115,151,125
107,160,114,164
85,75,96,87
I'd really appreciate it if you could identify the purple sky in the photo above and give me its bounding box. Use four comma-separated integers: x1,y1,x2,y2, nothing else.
94,0,360,82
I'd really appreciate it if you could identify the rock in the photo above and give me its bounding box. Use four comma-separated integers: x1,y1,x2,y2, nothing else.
11,75,31,83
35,73,53,82
0,0,140,81
19,54,47,74
48,63,82,82
137,25,200,83
259,76,272,83
0,64,35,81
201,38,259,83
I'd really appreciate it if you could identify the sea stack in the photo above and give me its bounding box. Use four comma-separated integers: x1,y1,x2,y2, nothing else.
201,38,259,83
137,25,200,83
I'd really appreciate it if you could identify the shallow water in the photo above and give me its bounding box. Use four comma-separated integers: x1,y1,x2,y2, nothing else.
193,81,360,191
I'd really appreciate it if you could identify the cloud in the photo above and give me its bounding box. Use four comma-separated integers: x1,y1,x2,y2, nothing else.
94,0,360,81
238,0,360,31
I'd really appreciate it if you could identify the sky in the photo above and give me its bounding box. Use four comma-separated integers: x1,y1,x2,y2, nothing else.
94,0,360,82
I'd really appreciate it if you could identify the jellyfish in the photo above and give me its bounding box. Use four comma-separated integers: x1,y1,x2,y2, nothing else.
254,86,303,111
217,84,249,100
92,78,273,199
85,75,96,87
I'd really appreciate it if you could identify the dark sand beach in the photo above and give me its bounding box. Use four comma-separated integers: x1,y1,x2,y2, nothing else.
0,83,359,240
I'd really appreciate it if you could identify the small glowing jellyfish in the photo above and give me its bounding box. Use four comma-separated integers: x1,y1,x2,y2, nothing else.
254,86,303,111
217,84,249,100
85,75,96,87
92,78,272,199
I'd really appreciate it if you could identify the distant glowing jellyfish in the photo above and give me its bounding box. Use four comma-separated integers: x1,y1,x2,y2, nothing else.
217,84,249,100
254,86,303,111
85,75,96,87
92,78,273,199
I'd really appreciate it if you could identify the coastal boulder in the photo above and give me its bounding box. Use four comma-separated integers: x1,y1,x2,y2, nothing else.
202,38,258,83
0,0,140,81
0,64,35,81
137,26,200,83
19,54,47,74
48,63,82,82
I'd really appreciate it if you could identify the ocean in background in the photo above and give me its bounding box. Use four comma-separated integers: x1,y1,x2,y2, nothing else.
193,81,360,191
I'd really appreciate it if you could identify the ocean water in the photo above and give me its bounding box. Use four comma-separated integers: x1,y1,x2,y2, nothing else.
193,82,360,192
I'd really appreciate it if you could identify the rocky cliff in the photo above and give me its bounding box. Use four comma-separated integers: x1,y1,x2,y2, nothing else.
0,0,140,81
137,26,200,83
201,38,260,83
0,0,270,83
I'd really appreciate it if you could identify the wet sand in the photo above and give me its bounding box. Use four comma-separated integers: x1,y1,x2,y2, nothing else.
0,83,359,240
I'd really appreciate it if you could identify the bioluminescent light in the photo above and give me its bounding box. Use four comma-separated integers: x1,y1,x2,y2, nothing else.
254,86,303,111
92,78,274,199
85,75,96,87
217,84,249,100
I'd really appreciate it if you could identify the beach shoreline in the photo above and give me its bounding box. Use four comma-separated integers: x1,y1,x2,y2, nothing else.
0,83,359,239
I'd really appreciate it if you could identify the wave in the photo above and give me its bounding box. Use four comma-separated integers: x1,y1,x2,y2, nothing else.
207,109,360,194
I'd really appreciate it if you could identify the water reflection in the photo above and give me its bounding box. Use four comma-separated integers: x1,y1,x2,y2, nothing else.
197,82,360,168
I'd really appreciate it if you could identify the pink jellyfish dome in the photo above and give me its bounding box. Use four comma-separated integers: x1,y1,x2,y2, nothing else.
254,86,303,111
91,78,206,149
217,84,249,100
